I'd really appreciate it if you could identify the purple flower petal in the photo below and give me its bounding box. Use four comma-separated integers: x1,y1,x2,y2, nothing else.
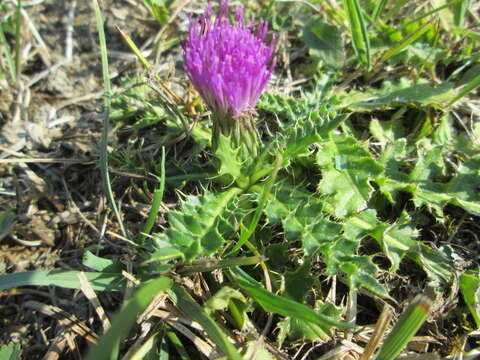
183,2,275,120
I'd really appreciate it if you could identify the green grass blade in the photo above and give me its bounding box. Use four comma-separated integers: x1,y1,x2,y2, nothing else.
342,0,371,70
140,146,166,245
14,0,22,80
116,25,152,70
230,267,354,330
227,154,282,256
92,0,129,240
448,73,480,106
0,23,16,80
380,22,431,63
165,327,191,360
0,270,125,291
158,330,170,360
375,295,432,359
390,0,462,35
372,0,388,22
453,0,470,27
452,27,480,41
170,284,243,360
128,331,160,360
85,277,172,360
177,256,265,275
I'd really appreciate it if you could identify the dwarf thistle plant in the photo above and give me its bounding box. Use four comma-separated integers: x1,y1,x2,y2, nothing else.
183,2,276,159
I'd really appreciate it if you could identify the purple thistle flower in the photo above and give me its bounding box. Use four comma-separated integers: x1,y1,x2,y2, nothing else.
183,2,275,154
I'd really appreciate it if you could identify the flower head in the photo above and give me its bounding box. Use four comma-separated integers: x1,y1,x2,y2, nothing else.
183,2,276,120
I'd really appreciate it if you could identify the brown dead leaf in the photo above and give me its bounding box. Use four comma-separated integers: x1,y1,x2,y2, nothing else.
15,215,56,247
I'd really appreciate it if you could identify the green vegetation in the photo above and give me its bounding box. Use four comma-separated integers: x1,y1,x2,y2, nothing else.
1,0,479,358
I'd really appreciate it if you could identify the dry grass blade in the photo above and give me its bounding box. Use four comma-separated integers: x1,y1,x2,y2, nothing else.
41,336,68,360
151,308,204,332
341,339,366,356
316,344,350,360
20,8,51,66
24,300,99,344
359,305,394,360
165,320,217,358
78,272,112,332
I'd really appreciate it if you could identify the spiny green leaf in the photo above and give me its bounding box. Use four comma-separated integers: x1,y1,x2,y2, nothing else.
316,234,389,298
445,156,480,215
345,208,453,283
282,117,322,157
265,181,388,297
378,142,480,216
317,134,384,218
265,181,341,254
265,243,291,272
279,111,345,160
154,188,242,262
339,256,390,298
299,214,343,256
264,180,313,225
214,134,243,181
284,260,314,302
345,210,418,272
258,93,305,123
412,245,455,283
276,302,343,344
259,93,345,154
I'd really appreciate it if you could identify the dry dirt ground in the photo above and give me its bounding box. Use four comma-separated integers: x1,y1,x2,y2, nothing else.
0,0,190,357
